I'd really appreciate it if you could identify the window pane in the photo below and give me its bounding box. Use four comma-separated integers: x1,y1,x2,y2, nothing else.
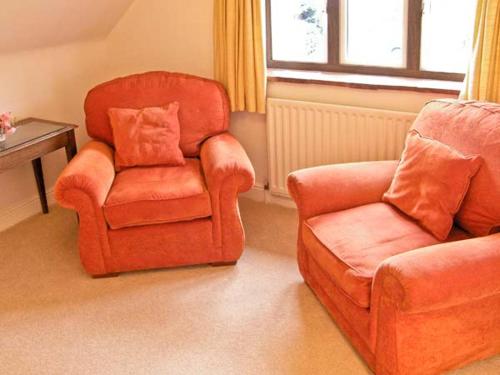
421,0,476,73
270,0,328,63
342,0,406,68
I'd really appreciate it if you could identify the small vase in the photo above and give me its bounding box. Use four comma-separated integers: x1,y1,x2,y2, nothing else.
0,131,5,142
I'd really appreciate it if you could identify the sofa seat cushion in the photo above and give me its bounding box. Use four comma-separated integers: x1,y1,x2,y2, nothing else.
104,158,212,229
302,202,471,308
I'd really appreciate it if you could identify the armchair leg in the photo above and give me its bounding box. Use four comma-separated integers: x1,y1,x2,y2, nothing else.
92,273,120,279
210,261,238,267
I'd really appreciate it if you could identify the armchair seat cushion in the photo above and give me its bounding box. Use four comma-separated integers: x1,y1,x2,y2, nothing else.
103,159,212,229
302,202,471,308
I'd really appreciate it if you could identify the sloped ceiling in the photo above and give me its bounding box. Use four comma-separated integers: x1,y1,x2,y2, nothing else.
0,0,135,53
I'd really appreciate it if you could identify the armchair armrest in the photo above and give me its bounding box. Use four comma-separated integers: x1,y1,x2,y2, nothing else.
55,140,115,210
287,160,398,219
374,233,500,313
200,132,255,194
200,132,255,260
54,140,115,275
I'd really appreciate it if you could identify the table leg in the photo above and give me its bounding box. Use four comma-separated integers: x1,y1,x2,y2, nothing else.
64,130,79,222
65,130,77,162
32,158,49,214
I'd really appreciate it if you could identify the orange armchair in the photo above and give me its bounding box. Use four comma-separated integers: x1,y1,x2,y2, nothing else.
55,72,255,277
288,100,500,374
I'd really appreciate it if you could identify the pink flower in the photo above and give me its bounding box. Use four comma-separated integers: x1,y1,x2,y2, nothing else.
0,112,16,135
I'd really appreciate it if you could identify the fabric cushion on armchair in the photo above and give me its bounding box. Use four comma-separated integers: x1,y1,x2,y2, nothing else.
55,71,255,277
383,130,482,240
108,102,185,170
287,99,500,375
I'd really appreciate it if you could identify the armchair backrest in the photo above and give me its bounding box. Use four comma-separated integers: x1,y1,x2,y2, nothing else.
411,99,500,236
84,71,230,157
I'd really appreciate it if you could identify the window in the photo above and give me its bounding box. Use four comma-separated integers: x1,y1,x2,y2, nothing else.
266,0,476,81
270,0,328,63
343,0,405,68
420,0,476,74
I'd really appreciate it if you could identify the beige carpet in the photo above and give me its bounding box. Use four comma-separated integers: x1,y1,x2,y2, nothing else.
0,199,499,375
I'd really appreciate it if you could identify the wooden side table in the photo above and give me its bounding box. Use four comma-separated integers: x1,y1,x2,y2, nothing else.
0,118,78,214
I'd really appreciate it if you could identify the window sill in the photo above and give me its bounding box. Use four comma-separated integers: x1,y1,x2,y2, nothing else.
267,69,462,95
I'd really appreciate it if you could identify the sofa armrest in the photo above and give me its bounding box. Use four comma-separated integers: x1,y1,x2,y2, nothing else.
55,140,115,210
373,233,500,313
200,132,255,194
287,160,398,219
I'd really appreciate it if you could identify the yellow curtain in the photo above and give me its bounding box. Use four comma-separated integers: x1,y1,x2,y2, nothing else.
214,0,266,113
460,0,500,102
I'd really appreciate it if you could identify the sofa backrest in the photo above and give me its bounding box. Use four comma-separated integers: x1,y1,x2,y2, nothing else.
84,71,230,157
411,99,500,236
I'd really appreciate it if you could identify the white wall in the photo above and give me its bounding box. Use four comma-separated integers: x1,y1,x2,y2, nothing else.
106,0,214,78
0,0,133,53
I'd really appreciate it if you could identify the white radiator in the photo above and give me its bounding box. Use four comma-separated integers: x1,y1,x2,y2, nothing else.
266,98,417,197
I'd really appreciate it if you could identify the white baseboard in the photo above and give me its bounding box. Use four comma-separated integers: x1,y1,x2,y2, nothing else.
0,188,55,232
240,183,267,202
240,184,296,209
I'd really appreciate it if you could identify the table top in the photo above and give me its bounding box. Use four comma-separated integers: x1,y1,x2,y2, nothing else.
0,118,76,155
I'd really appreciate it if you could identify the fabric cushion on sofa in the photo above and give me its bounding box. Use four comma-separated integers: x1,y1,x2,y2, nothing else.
383,130,481,240
302,202,471,308
103,159,211,229
108,102,185,171
412,99,500,236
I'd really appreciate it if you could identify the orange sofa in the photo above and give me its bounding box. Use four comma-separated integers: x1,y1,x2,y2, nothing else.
55,72,255,277
287,100,500,374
